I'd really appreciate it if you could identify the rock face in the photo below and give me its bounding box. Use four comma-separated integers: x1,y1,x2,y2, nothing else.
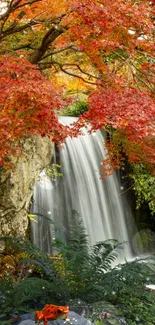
13,311,93,325
0,136,53,242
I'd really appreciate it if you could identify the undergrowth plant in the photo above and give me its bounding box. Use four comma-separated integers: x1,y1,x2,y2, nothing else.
53,211,155,302
0,236,70,320
0,213,155,323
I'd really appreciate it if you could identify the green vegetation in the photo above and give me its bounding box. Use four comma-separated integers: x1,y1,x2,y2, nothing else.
61,100,89,117
116,290,155,325
0,214,155,324
130,164,155,215
0,236,69,319
46,164,63,180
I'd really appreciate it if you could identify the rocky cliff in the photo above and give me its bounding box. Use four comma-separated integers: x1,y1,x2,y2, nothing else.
0,136,53,242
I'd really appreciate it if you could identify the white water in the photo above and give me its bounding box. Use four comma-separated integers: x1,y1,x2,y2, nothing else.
31,117,135,260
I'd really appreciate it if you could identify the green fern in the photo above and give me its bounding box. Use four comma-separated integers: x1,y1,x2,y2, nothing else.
53,212,126,299
5,278,53,307
68,212,89,251
1,215,155,321
0,235,70,318
62,210,89,264
53,212,155,302
1,236,58,278
89,240,126,274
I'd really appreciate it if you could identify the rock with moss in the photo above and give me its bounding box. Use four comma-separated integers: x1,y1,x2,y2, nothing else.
89,301,127,325
67,299,90,317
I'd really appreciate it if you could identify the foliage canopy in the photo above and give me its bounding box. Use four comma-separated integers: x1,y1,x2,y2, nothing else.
0,0,154,171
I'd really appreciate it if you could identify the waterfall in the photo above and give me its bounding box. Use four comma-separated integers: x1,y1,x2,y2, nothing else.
31,116,135,260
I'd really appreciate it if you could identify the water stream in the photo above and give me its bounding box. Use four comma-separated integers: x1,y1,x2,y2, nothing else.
31,117,135,260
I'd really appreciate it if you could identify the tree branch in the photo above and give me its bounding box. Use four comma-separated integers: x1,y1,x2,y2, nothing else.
29,25,65,64
12,0,42,11
62,63,102,81
13,43,37,51
59,66,99,85
0,2,66,42
113,51,155,93
0,0,41,20
39,60,102,85
41,45,81,60
0,19,39,39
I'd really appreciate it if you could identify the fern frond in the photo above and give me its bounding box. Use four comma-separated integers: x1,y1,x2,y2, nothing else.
68,210,89,253
89,240,125,273
1,236,57,275
13,277,53,306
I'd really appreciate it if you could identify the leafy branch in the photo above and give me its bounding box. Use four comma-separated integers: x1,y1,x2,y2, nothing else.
39,60,102,85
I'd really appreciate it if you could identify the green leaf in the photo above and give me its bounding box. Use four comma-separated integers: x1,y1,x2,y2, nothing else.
0,315,7,319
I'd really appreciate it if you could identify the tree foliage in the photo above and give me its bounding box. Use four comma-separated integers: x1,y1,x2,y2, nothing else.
86,88,155,175
0,0,154,170
130,164,155,214
0,55,69,165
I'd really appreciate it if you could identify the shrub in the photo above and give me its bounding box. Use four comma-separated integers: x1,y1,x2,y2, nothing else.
0,236,70,319
61,101,89,117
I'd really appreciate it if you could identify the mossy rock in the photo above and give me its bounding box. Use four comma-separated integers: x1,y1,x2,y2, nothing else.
91,301,118,315
89,301,127,325
67,299,90,317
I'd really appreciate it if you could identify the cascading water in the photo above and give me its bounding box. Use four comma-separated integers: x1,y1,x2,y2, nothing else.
31,116,135,260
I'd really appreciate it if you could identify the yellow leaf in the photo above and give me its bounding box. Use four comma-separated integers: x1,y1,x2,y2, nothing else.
27,214,38,223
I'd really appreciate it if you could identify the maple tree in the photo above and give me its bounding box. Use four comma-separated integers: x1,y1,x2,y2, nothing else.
0,55,70,165
0,0,154,171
